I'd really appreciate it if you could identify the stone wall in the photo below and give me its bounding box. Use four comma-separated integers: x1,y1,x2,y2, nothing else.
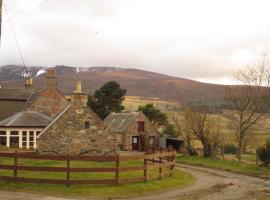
26,88,68,118
121,112,159,151
38,105,117,155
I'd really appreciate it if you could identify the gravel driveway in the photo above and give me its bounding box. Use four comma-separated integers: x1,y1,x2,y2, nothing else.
0,164,270,200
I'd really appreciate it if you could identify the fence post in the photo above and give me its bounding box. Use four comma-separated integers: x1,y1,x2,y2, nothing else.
170,150,176,175
115,154,120,185
13,151,18,183
159,148,162,180
144,157,147,183
66,154,70,187
169,150,173,177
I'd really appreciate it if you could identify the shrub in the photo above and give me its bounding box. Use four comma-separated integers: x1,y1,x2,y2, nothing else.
224,144,237,154
256,139,270,165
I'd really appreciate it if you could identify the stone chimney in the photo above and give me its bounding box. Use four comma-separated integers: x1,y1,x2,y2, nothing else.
46,68,57,88
25,76,34,89
71,81,87,107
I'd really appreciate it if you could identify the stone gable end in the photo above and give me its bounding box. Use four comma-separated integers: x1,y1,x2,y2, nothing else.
38,105,117,155
123,112,159,151
26,89,68,117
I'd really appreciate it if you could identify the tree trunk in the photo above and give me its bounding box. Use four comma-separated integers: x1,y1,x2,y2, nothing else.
202,140,212,158
237,135,243,162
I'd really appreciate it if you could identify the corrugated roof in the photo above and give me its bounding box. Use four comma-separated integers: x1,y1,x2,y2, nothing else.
104,112,140,133
0,111,52,127
0,88,33,100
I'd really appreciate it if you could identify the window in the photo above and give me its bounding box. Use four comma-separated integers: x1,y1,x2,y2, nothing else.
0,131,6,146
10,131,19,136
0,131,6,136
133,137,138,143
138,121,145,132
85,121,90,129
10,131,19,148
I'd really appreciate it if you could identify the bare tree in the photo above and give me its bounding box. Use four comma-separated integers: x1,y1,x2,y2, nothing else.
185,104,222,157
172,104,222,158
170,112,197,156
227,54,270,162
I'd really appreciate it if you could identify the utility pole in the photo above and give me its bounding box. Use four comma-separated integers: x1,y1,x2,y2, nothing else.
0,0,2,43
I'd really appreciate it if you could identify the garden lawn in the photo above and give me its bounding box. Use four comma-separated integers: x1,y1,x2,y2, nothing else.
0,157,194,198
177,155,270,179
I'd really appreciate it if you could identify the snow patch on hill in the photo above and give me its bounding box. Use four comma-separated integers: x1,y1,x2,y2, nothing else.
36,69,46,77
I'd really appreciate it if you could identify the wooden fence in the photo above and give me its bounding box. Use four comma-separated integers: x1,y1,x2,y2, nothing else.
0,150,175,187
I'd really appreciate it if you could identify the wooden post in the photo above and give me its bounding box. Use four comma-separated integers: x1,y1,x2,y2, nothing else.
115,154,120,185
13,151,18,183
159,148,162,180
170,150,176,175
144,158,147,182
169,151,173,177
66,155,70,187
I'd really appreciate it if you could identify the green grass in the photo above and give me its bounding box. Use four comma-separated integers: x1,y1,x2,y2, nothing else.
177,155,270,179
0,157,194,198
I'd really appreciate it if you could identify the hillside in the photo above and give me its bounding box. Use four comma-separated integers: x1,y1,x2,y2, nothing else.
0,65,228,103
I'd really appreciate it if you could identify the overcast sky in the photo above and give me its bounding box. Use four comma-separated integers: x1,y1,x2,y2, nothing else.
0,0,270,84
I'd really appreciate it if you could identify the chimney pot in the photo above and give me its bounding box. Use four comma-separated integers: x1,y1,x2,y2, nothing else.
25,77,34,89
47,68,56,78
75,81,82,93
46,68,57,88
71,81,86,107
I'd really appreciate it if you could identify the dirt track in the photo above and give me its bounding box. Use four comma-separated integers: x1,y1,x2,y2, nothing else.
0,164,270,200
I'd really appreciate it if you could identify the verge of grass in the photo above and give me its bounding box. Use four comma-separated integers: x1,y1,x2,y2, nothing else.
177,155,270,179
0,170,194,198
0,158,195,198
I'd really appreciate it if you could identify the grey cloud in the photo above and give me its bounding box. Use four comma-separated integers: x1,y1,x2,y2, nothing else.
1,0,270,83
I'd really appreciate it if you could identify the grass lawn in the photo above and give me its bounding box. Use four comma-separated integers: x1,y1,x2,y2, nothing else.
177,155,270,179
224,153,257,164
0,157,195,198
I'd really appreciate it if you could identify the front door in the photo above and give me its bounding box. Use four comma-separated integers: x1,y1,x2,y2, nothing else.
132,136,139,151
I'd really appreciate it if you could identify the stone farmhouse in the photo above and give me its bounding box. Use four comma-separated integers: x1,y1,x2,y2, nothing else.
37,81,116,155
0,68,116,154
0,68,159,154
104,112,159,151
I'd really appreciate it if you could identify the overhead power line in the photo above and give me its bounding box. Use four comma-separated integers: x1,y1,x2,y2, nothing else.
3,2,26,67
8,0,36,21
2,0,48,34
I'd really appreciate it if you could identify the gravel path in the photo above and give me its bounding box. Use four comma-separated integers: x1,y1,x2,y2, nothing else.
0,164,270,200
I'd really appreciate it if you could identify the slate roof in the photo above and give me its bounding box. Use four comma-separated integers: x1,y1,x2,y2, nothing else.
0,100,27,121
0,88,35,121
0,88,33,101
104,112,140,133
0,111,52,127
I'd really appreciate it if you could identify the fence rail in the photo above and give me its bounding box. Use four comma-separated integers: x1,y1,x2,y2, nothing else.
0,149,176,187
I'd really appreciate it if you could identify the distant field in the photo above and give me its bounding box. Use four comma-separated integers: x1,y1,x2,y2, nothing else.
124,96,270,148
123,96,181,112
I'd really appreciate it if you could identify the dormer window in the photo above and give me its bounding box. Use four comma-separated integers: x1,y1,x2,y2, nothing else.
85,121,90,129
138,121,145,132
